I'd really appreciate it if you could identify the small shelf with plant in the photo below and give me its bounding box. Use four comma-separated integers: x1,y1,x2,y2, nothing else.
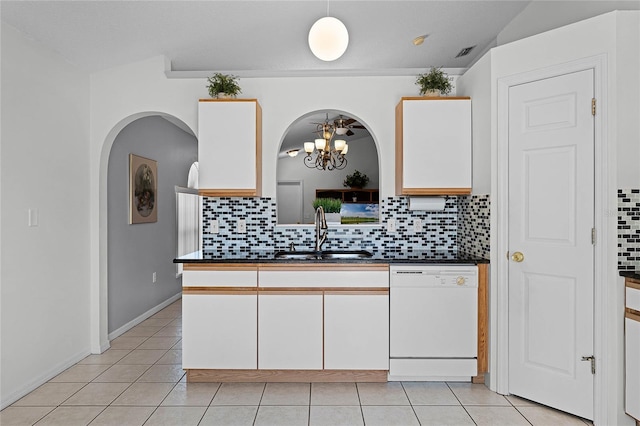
416,66,452,97
206,73,242,99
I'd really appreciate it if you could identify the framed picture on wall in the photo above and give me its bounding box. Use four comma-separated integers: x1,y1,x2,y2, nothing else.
129,154,158,224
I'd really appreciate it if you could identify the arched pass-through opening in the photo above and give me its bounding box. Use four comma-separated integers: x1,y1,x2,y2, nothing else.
95,112,196,352
276,109,381,225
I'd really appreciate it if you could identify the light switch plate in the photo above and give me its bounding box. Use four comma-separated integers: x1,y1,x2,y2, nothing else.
209,219,219,234
387,218,397,233
28,208,39,227
413,218,423,232
237,219,247,234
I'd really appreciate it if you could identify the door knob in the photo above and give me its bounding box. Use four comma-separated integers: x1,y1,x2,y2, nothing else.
511,251,525,262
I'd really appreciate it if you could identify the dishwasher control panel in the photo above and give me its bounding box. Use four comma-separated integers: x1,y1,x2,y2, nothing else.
390,265,478,288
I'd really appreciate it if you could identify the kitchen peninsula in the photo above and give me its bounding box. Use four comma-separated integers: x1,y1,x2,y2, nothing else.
175,250,489,384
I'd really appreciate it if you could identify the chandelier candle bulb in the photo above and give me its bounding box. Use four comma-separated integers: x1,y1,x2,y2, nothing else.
304,142,315,153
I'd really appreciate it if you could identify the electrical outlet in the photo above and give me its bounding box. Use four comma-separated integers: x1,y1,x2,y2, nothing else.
209,219,219,234
152,272,157,283
387,218,397,232
237,219,247,234
413,218,423,232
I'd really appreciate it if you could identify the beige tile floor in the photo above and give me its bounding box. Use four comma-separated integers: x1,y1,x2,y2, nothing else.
1,299,594,426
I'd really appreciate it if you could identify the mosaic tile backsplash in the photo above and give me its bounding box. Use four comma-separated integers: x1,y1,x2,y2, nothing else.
457,194,490,260
201,195,491,258
618,189,640,271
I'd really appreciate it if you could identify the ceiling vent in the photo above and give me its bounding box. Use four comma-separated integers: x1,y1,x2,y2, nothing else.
455,45,476,58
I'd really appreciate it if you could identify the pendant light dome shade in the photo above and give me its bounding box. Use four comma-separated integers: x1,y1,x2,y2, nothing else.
308,16,349,61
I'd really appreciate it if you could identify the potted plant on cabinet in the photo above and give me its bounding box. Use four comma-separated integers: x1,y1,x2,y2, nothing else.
206,73,242,98
312,198,342,225
343,170,370,189
416,66,452,96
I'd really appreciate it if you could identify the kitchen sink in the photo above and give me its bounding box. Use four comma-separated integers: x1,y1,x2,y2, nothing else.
273,250,373,260
273,251,321,260
320,250,373,259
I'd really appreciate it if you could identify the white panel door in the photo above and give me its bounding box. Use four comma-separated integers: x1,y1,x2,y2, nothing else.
258,293,323,369
276,180,303,224
182,294,257,369
508,69,594,419
324,293,389,370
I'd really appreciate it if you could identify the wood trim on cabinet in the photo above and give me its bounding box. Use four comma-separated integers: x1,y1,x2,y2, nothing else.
258,264,389,272
256,287,388,295
258,288,324,296
472,263,489,384
183,264,258,271
183,287,257,295
395,101,404,195
323,289,389,295
186,369,387,383
255,101,262,197
626,278,640,290
399,96,472,101
627,309,640,322
198,189,259,197
400,188,472,196
199,98,259,102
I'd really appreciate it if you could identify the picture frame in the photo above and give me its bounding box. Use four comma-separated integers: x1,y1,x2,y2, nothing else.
129,154,158,224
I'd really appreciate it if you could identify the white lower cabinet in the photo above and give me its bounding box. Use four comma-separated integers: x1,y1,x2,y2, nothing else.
182,293,257,369
258,292,323,369
324,292,389,370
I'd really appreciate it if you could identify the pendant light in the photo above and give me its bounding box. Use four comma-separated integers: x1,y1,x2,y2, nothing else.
308,1,349,61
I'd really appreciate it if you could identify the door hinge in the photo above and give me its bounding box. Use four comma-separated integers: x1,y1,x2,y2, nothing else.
592,98,596,116
582,355,596,374
591,228,596,245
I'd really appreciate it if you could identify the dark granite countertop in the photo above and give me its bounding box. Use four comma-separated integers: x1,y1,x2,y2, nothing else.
620,270,640,280
175,250,489,265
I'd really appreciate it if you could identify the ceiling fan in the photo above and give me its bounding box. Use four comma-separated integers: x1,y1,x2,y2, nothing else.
334,115,365,136
310,114,365,137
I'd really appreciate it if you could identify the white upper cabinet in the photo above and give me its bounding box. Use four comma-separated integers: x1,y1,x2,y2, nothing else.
198,99,262,196
396,97,472,195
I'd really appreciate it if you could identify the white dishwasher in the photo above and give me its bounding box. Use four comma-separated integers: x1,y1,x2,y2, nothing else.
389,264,478,381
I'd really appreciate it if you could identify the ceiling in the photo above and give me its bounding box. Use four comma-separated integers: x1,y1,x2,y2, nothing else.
1,0,533,75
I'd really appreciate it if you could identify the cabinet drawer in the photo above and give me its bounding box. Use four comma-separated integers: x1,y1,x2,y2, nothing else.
259,267,389,288
183,269,257,287
627,285,640,312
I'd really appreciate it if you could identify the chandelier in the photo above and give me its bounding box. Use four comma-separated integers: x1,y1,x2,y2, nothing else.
303,117,349,171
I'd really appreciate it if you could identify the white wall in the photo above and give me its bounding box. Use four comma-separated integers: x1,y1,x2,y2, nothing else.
615,11,640,187
1,24,91,408
455,52,492,195
89,57,427,350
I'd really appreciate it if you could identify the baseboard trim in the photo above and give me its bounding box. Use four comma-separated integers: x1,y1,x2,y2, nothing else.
107,292,181,341
0,347,91,409
186,369,388,383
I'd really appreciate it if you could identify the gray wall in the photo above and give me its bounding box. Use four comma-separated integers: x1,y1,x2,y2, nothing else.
108,116,197,333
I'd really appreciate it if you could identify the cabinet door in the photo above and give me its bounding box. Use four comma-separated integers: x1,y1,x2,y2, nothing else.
324,292,389,370
397,98,471,195
627,315,640,420
258,292,323,369
182,293,257,369
198,100,261,196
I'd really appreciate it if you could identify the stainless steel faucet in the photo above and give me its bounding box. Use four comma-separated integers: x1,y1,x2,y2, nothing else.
314,206,328,252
